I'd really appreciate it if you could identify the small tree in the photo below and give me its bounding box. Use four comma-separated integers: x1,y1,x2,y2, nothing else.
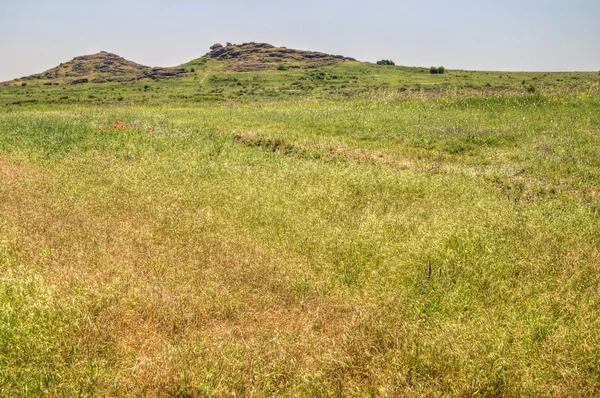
430,66,439,74
190,67,195,72
21,82,27,86
438,66,445,74
377,60,395,66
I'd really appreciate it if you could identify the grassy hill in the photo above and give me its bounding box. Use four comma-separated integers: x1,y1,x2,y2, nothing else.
20,51,149,82
0,44,599,396
4,51,193,88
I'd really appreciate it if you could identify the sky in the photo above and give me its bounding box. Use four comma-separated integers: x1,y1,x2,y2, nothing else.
1,0,599,81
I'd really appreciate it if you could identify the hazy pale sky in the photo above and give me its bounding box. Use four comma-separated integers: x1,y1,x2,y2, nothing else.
1,0,599,81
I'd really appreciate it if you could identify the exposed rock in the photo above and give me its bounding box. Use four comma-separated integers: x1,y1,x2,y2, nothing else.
19,52,150,84
204,42,357,71
101,76,137,83
140,67,194,80
6,51,190,85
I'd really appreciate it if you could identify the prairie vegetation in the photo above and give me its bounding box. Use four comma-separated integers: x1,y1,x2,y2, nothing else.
1,61,599,396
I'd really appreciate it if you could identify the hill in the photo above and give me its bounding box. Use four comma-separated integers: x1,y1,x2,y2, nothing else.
6,42,359,85
203,42,358,71
11,51,192,85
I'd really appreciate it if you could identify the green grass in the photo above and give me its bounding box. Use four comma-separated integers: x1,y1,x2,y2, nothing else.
2,59,599,106
0,66,599,396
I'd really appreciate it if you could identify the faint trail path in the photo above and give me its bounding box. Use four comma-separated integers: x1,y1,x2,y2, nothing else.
199,72,209,86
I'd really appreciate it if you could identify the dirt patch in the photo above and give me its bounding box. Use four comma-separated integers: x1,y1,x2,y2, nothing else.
0,157,26,182
233,131,413,170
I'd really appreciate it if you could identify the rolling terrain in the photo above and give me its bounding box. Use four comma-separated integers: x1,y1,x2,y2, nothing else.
1,43,599,396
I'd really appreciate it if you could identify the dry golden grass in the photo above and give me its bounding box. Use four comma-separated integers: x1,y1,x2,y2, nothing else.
0,156,374,396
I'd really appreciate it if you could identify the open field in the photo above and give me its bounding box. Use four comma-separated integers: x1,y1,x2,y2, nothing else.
1,65,600,396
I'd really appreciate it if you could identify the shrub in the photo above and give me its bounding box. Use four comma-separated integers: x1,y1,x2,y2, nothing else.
190,67,195,73
277,64,289,71
21,82,27,86
526,84,536,93
376,60,395,66
438,66,445,74
430,66,446,74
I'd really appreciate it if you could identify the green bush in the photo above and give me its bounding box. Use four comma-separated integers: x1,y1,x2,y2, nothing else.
21,82,27,86
376,60,395,66
430,66,446,74
277,64,289,71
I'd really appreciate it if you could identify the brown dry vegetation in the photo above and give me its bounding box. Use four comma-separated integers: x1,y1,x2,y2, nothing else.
233,131,414,170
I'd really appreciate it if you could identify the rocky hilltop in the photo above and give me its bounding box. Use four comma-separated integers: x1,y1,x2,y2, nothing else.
5,43,360,85
16,52,192,85
205,42,357,71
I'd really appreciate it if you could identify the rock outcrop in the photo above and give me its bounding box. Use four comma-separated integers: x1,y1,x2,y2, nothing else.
14,52,193,85
22,52,149,81
71,78,89,85
142,67,194,80
204,42,357,71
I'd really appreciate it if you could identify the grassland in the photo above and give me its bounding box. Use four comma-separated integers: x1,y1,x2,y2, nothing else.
1,63,599,396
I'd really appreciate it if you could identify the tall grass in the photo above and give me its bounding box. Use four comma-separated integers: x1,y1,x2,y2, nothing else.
0,91,599,395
